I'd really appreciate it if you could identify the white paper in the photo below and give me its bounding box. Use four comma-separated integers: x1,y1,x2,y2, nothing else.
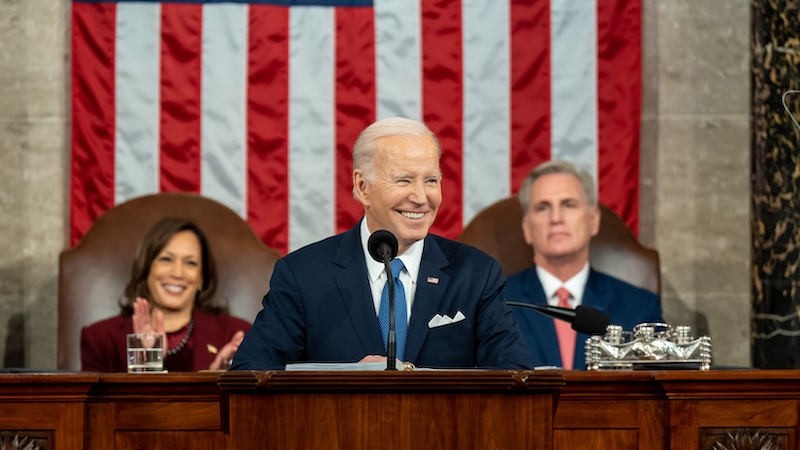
285,361,395,371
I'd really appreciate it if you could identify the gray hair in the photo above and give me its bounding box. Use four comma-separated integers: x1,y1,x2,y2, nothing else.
352,117,441,196
518,160,597,212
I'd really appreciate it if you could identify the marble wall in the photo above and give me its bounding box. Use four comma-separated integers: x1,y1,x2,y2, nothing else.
0,0,68,369
0,0,753,369
639,0,752,367
750,0,800,367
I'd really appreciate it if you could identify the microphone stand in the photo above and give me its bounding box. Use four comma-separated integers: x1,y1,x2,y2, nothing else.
368,230,401,371
506,301,610,335
383,257,397,371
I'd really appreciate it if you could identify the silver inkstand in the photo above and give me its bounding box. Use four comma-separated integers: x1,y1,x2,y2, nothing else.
585,322,712,371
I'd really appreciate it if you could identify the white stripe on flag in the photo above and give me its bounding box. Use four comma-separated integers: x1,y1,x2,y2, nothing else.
550,0,598,182
374,0,422,121
461,0,511,225
289,6,336,251
201,3,249,218
115,2,160,204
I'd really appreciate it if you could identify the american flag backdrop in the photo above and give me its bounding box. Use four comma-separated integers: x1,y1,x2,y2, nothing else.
70,0,642,255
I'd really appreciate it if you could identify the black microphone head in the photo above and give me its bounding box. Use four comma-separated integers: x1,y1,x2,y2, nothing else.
572,305,610,335
367,229,398,262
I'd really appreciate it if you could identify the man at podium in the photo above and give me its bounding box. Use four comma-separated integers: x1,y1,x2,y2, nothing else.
231,117,533,370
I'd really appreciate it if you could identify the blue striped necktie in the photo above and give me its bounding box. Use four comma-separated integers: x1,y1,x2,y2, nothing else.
378,258,407,361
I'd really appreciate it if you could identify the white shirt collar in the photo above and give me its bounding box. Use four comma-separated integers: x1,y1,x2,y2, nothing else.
535,263,590,308
360,218,423,285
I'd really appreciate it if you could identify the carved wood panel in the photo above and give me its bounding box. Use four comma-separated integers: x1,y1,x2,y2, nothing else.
701,427,789,450
0,431,53,450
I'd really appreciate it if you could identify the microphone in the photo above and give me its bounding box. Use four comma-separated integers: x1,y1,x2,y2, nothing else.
507,302,610,335
367,230,399,370
367,229,398,263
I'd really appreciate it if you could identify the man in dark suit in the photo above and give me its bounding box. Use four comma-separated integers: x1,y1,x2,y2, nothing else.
505,161,662,370
231,117,533,370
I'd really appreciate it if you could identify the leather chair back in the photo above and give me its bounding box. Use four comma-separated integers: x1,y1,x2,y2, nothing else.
58,193,281,371
457,196,660,295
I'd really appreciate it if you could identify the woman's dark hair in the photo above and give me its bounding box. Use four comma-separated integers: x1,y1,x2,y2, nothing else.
120,218,225,316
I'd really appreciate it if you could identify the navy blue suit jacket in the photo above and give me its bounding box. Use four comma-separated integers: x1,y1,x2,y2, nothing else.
231,222,533,370
505,266,662,370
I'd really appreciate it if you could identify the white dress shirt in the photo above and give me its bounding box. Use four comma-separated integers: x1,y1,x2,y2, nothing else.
360,219,422,321
536,263,590,308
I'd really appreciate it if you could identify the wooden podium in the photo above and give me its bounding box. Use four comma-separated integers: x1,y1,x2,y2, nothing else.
218,370,565,450
5,369,800,448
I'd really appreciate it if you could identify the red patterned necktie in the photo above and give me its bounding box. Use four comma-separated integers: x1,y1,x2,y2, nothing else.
555,287,576,370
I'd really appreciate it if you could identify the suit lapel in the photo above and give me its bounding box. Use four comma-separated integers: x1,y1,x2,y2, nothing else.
581,269,612,311
571,268,611,369
403,235,449,362
523,268,563,366
333,224,386,356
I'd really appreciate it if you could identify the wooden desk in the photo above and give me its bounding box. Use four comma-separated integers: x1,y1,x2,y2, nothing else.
557,370,800,450
556,371,669,449
0,372,224,450
2,370,800,449
86,372,228,450
0,372,95,450
658,370,800,450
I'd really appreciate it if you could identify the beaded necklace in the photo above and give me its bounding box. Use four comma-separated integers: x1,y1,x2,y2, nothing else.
167,319,195,356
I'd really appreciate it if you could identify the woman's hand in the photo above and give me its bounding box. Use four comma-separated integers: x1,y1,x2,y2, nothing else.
208,330,246,370
132,297,165,334
131,297,166,354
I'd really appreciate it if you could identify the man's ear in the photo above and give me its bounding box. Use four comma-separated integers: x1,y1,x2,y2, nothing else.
353,170,369,206
589,205,601,237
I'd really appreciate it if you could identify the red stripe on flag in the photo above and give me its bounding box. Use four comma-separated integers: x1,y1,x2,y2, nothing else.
70,3,117,246
247,5,290,254
159,3,202,193
68,1,644,251
596,0,641,234
422,0,463,240
510,0,551,194
334,6,375,234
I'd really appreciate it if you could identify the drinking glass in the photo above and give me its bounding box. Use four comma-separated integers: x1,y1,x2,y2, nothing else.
126,333,165,373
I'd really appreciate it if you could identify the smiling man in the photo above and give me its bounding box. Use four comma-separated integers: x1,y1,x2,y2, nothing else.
231,117,533,370
505,161,662,370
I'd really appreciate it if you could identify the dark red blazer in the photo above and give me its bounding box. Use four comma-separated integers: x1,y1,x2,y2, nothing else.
80,309,252,372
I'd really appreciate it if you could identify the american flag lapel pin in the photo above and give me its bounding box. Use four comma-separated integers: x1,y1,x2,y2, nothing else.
427,276,439,285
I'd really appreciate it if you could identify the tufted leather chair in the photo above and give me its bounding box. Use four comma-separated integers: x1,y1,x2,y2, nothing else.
457,196,660,295
57,193,281,371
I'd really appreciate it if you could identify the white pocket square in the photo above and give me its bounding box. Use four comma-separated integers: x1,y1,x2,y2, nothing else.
428,311,466,328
